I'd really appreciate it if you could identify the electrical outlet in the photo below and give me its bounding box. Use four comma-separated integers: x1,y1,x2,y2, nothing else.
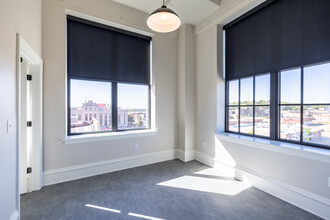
202,142,206,148
135,144,139,150
7,120,13,133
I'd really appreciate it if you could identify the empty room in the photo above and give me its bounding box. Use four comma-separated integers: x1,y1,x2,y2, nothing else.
1,0,330,219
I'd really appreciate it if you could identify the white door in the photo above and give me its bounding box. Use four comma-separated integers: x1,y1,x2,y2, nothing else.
19,59,34,194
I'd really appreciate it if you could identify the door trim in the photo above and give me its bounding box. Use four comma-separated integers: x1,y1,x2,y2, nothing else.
16,34,43,210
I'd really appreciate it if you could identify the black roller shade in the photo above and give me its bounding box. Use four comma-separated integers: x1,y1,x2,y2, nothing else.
67,16,151,84
225,0,330,81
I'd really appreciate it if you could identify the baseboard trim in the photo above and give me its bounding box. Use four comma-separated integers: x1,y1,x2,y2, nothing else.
44,149,176,186
194,150,236,177
236,166,330,219
194,150,214,167
42,149,330,219
176,149,195,162
10,211,19,220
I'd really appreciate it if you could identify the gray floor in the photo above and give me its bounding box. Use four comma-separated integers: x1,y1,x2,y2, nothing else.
21,160,320,220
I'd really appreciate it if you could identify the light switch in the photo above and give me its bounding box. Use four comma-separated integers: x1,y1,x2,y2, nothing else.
7,120,13,133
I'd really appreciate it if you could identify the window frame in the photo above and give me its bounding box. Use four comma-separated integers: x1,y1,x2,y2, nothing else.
226,73,271,139
67,78,151,136
225,61,330,150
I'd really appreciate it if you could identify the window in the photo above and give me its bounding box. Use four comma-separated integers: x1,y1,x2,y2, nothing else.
67,16,151,136
224,0,330,150
118,83,149,130
225,63,330,149
226,74,270,137
70,79,112,134
279,69,301,141
303,64,330,146
279,64,330,147
69,79,150,135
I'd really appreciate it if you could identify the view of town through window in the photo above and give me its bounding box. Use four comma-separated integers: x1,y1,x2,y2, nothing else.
279,68,302,141
228,74,270,137
117,83,149,130
70,79,149,134
227,62,330,148
302,63,330,146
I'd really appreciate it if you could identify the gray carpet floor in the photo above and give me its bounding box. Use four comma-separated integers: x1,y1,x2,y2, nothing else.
21,160,320,220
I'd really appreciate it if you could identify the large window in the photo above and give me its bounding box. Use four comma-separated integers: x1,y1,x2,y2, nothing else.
226,63,330,149
224,0,330,150
67,16,151,135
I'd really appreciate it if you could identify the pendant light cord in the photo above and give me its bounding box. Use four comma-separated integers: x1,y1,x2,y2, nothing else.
163,0,165,6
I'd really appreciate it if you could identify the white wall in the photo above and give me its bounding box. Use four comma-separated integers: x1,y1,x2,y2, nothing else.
177,24,196,159
0,0,41,219
195,24,220,157
42,0,178,171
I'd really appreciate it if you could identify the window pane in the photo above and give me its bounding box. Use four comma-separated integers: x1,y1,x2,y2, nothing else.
255,74,270,105
280,68,301,104
303,105,330,147
228,107,239,132
240,77,253,105
240,107,253,134
228,80,239,105
70,79,111,134
304,63,330,104
118,83,149,130
255,106,270,137
280,106,301,141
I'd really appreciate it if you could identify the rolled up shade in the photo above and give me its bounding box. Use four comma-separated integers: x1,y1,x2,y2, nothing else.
67,16,151,84
225,0,330,81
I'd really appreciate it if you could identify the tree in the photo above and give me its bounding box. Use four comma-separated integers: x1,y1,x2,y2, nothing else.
138,120,144,127
128,115,134,123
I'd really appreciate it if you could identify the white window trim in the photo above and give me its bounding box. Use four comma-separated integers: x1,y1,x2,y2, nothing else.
217,132,330,164
63,129,158,145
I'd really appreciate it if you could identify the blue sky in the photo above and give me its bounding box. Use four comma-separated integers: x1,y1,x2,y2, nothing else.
304,63,330,104
229,62,330,105
229,74,270,104
70,79,149,109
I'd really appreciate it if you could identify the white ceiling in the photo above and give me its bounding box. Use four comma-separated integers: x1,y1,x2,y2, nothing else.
112,0,221,25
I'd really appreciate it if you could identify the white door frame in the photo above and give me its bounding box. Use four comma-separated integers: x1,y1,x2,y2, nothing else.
16,33,43,199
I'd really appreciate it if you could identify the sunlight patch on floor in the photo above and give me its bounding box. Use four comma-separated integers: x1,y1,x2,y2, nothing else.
157,175,251,196
85,204,121,213
85,204,165,219
128,212,165,220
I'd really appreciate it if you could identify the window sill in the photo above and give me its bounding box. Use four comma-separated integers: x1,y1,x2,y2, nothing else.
217,132,330,164
63,129,158,145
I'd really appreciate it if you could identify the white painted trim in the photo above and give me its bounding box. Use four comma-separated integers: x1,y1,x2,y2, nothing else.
65,9,154,37
18,35,44,191
176,149,186,162
16,34,43,218
217,133,330,164
236,166,330,219
194,0,265,36
63,130,158,144
43,149,176,186
41,148,330,218
176,149,195,162
194,150,214,167
194,150,235,177
10,211,19,220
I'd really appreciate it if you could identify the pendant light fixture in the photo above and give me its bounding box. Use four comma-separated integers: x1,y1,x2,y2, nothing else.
147,0,181,33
